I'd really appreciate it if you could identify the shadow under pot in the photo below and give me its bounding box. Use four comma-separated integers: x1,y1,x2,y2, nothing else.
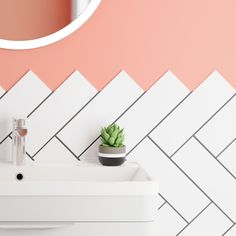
99,146,126,166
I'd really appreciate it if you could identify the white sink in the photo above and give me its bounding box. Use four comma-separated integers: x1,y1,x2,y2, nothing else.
0,162,158,236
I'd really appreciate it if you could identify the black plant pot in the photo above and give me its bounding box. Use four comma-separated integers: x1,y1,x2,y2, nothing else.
98,146,126,166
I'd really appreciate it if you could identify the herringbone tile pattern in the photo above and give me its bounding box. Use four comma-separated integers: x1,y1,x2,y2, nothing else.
0,70,235,235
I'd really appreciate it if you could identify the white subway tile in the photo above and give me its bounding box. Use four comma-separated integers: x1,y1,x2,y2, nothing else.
33,138,79,164
26,71,97,156
223,225,236,236
173,138,236,221
129,138,209,221
0,138,12,163
157,204,187,236
58,71,144,157
180,204,232,236
80,139,100,160
157,195,166,209
0,71,51,142
80,71,190,160
218,140,236,177
150,71,235,156
196,96,236,156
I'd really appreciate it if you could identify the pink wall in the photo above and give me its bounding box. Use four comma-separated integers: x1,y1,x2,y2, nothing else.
0,0,235,91
0,0,71,40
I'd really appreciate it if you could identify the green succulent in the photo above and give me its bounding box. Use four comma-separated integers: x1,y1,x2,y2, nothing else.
100,124,125,147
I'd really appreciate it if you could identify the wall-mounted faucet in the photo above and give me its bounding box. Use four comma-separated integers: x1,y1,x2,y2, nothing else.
12,118,27,165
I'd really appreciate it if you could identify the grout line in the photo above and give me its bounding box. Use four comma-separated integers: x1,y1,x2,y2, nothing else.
1,133,34,161
193,92,236,135
169,93,236,158
194,136,236,180
31,136,54,158
0,92,55,144
193,135,216,157
222,223,235,236
78,136,100,159
170,137,192,158
0,133,11,145
54,92,100,135
78,91,146,158
31,92,100,158
26,152,34,161
145,92,192,135
211,201,236,228
158,193,167,210
159,193,189,224
55,136,79,160
27,92,54,118
113,92,146,123
176,202,212,235
216,137,236,159
0,91,7,100
158,201,167,210
148,136,235,225
126,92,192,157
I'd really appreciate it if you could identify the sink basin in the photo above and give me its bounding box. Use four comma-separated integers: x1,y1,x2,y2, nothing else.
0,162,158,236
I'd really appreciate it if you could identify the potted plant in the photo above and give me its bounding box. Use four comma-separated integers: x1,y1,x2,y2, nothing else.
99,123,126,166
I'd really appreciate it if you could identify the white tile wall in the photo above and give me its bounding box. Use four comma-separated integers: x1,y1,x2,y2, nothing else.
173,138,236,221
0,69,235,235
129,138,209,221
58,71,143,157
218,140,236,177
0,71,51,143
80,71,190,159
224,225,236,236
31,138,79,164
178,204,232,236
150,71,235,156
26,71,97,156
196,95,236,156
157,203,187,236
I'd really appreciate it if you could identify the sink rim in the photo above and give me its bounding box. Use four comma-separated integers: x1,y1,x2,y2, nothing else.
0,162,159,196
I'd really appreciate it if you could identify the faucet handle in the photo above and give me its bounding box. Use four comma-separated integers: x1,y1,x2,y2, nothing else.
13,118,26,128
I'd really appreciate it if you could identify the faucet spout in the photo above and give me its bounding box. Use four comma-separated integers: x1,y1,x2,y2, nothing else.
12,118,27,166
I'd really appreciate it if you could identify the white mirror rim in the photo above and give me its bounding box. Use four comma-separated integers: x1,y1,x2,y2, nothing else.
0,0,101,50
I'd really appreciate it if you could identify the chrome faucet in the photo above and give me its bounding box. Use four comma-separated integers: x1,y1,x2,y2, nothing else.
12,118,28,165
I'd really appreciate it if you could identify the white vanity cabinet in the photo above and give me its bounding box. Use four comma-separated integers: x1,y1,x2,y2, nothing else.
0,162,158,236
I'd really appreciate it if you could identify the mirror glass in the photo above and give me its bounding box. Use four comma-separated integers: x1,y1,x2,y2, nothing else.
0,0,100,49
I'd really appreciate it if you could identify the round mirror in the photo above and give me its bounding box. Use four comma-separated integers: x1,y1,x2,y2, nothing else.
0,0,101,50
